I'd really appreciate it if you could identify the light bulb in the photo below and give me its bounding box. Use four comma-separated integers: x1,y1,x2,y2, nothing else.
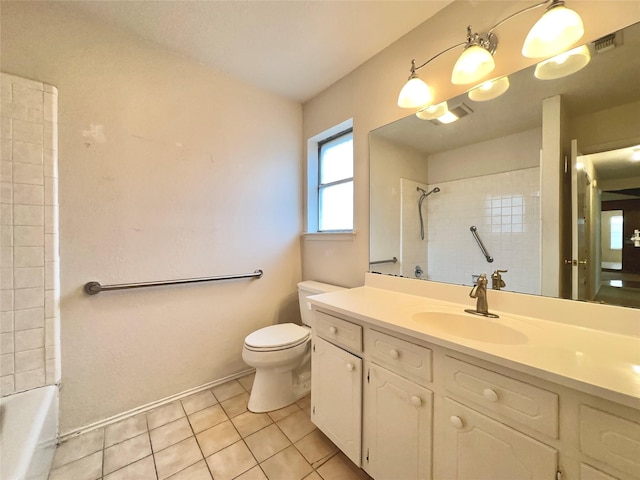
397,76,433,109
522,3,584,58
416,101,449,120
451,45,496,85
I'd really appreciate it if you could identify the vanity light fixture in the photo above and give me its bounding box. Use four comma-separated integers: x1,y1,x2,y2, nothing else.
451,27,498,85
416,101,449,120
397,0,585,109
632,149,640,162
468,76,510,102
534,44,590,79
522,0,584,58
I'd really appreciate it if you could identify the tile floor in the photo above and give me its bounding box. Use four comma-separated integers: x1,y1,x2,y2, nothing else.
48,373,372,480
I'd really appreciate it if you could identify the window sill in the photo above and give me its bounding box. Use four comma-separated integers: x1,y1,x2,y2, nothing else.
302,231,357,241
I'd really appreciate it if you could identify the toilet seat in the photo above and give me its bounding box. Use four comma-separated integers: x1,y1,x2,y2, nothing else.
244,323,310,352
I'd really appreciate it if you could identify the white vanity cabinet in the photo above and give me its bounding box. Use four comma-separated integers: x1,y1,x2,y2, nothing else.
309,304,640,480
437,398,558,480
311,313,363,466
362,360,433,480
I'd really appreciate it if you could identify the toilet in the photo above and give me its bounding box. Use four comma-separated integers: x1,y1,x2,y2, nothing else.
242,280,345,413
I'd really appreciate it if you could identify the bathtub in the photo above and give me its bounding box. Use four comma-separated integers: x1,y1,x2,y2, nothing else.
1,385,58,480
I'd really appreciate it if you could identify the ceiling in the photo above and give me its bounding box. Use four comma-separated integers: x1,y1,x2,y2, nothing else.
59,0,452,103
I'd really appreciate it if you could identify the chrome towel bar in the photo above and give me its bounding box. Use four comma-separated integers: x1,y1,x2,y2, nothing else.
470,226,494,263
84,269,263,295
369,257,398,265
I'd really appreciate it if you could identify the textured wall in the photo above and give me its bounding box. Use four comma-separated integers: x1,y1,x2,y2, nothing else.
1,2,302,433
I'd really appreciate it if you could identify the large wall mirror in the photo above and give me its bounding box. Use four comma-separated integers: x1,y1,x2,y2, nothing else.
370,21,640,309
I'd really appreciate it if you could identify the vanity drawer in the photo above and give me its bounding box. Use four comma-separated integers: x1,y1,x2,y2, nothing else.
315,310,362,354
365,329,432,385
580,405,640,478
443,356,558,438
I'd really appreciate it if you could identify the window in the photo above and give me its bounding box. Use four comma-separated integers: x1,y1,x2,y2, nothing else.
317,129,353,231
610,214,623,250
306,119,354,234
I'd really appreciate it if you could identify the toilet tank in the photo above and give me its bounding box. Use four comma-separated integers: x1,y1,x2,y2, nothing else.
298,281,345,326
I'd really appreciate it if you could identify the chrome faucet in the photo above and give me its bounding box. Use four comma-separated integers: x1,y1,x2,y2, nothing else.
464,273,499,318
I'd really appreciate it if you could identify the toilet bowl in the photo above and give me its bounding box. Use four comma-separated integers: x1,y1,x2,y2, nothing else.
242,280,345,413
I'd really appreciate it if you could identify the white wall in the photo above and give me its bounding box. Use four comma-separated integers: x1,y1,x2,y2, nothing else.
301,0,640,289
1,2,302,433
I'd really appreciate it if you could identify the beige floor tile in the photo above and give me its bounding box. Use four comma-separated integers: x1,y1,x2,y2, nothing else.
276,409,316,443
195,419,241,457
181,390,218,415
212,380,245,402
154,436,203,480
315,452,371,480
147,401,186,430
220,392,250,418
104,432,152,475
267,403,300,423
167,460,213,480
52,428,104,468
104,414,148,448
302,473,322,480
231,410,273,437
103,455,156,480
260,445,313,480
294,430,338,468
150,417,194,452
296,395,311,416
244,424,291,463
236,465,268,480
238,373,255,392
205,440,256,480
188,404,228,433
49,450,102,480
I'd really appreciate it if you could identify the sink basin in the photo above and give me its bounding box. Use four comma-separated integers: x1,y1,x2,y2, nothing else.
411,311,528,345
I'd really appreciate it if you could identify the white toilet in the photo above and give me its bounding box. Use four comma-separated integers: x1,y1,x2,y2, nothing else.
242,280,345,413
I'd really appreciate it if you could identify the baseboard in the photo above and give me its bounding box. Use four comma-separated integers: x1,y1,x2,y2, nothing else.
59,368,255,442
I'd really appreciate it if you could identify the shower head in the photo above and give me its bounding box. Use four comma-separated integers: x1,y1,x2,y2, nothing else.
417,186,440,197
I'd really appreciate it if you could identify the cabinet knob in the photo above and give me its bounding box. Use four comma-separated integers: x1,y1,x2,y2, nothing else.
411,396,422,407
329,326,337,334
346,362,355,372
450,415,464,429
389,349,399,360
482,388,499,402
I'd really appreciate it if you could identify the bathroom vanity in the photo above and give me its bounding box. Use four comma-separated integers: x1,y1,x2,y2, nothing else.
308,274,640,480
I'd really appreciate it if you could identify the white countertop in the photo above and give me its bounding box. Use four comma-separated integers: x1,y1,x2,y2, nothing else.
309,286,640,410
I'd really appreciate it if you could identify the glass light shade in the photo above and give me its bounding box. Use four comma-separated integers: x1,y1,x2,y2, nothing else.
534,44,590,79
468,76,510,102
522,4,584,58
451,45,496,85
416,101,449,120
397,76,433,109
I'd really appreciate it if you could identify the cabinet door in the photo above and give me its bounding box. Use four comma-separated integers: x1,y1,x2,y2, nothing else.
363,361,433,480
311,335,362,466
438,398,557,480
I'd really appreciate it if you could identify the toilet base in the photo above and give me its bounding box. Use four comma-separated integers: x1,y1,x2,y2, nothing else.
247,366,311,413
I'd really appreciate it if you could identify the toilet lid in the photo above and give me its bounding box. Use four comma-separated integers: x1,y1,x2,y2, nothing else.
245,323,310,350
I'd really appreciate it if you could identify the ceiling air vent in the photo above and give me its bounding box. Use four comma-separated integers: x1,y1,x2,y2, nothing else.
593,32,622,54
429,103,473,126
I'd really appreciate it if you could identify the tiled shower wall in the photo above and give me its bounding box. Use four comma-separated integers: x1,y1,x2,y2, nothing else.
0,72,60,396
426,167,541,295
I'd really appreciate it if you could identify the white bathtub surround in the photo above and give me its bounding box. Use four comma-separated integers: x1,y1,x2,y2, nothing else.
427,167,541,294
0,385,59,480
0,72,60,396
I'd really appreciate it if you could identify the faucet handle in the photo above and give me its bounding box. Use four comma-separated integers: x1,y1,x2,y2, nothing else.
491,270,507,290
